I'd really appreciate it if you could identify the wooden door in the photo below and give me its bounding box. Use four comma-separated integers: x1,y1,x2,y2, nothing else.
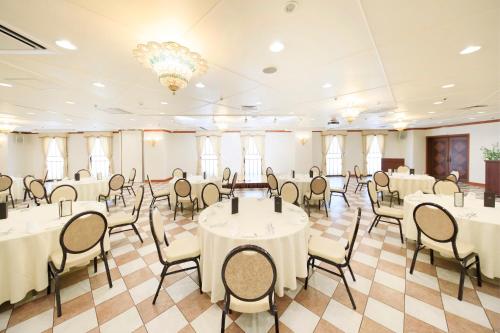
449,136,469,181
426,135,469,181
427,136,450,179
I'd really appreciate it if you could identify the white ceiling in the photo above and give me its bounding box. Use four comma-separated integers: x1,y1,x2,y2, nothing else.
0,0,498,132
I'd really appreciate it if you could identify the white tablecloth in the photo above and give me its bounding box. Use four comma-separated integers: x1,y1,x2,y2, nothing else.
49,178,110,201
277,174,330,203
169,176,222,207
389,174,435,197
0,202,108,303
198,198,309,302
403,193,500,278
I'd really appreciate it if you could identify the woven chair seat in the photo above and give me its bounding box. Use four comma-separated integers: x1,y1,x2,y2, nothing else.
50,246,100,270
375,206,404,218
229,295,270,313
422,236,474,258
162,237,200,262
308,236,346,265
107,212,135,227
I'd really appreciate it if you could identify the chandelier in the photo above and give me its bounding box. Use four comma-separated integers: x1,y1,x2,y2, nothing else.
393,121,408,131
133,41,208,94
341,108,363,123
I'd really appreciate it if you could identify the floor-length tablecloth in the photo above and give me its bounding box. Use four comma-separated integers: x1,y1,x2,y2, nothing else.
49,178,110,201
403,193,500,278
277,174,330,203
389,174,435,197
169,176,222,207
198,198,309,302
0,202,108,303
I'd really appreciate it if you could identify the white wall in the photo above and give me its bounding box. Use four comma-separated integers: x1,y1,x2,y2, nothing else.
220,132,241,177
144,131,169,180
0,133,8,173
67,134,87,177
265,132,294,174
166,133,197,176
120,130,143,181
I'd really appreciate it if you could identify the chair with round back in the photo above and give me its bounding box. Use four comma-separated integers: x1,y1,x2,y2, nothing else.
222,167,231,188
48,211,112,316
49,185,78,204
149,206,201,304
265,167,274,176
201,182,220,208
310,166,321,177
329,171,351,207
146,175,171,209
172,168,184,178
366,180,404,243
0,175,15,208
108,185,145,242
173,178,199,220
306,207,362,309
30,179,48,206
220,245,279,332
410,203,481,300
221,172,238,199
303,176,328,217
123,168,137,196
373,171,400,207
450,170,460,181
353,165,368,193
433,179,460,195
266,173,279,198
396,165,410,174
446,174,458,183
76,169,91,178
98,174,126,212
23,175,35,201
280,181,299,206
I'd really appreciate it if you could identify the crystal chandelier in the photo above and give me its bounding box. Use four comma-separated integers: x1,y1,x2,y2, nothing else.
133,42,208,94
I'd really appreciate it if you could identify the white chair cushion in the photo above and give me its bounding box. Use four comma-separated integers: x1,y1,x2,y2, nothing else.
50,245,100,270
220,188,231,195
304,192,324,201
107,212,134,227
422,236,474,258
101,189,121,198
308,236,346,265
375,206,404,219
229,295,270,314
330,187,344,193
155,189,170,197
163,237,200,262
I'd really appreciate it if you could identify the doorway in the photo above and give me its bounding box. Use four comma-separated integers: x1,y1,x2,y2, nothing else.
426,134,469,181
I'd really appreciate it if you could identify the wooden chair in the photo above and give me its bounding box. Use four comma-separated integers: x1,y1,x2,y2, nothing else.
201,182,221,208
98,174,126,212
373,171,400,207
304,176,328,217
173,178,199,220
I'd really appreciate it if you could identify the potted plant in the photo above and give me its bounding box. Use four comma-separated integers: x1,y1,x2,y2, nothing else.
481,143,500,195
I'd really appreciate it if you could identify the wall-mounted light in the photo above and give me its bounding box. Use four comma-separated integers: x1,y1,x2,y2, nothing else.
295,131,311,145
144,132,162,147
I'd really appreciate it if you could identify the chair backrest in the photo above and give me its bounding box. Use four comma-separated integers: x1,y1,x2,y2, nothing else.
221,244,277,303
132,185,145,217
230,172,238,191
77,169,91,178
450,170,459,181
23,175,35,190
172,168,184,178
146,175,155,196
50,185,78,203
354,165,362,179
397,165,410,174
174,178,192,199
201,183,220,207
343,171,351,191
280,181,299,205
310,166,321,177
367,180,379,208
373,171,389,188
310,176,327,196
57,211,107,271
222,167,231,182
446,174,458,183
149,207,169,263
30,179,47,200
129,168,136,182
109,174,125,191
265,167,273,176
433,179,460,195
267,174,278,191
346,207,362,262
0,175,13,192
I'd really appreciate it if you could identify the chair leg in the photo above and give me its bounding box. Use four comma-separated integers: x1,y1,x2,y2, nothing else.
150,197,156,208
458,266,466,300
410,243,420,274
347,263,356,281
368,216,379,234
102,252,113,288
174,203,178,220
131,187,136,196
329,192,332,207
94,257,98,273
55,275,62,317
132,224,143,243
304,257,312,290
10,195,15,208
153,266,167,304
121,195,126,207
342,193,350,207
221,310,226,333
47,265,51,294
167,196,171,210
195,259,202,293
430,249,434,265
274,308,279,333
23,189,28,202
397,219,404,243
389,194,393,207
475,255,482,287
323,200,328,217
340,269,356,310
126,187,131,195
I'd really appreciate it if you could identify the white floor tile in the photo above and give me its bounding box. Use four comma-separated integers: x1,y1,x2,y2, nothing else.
236,312,276,333
149,261,164,275
100,307,143,333
441,293,491,329
374,269,405,293
406,268,440,291
341,270,372,295
477,291,500,313
166,276,199,303
365,297,404,333
322,300,362,333
137,243,156,257
380,250,406,267
60,279,91,304
110,243,135,257
436,267,473,288
361,237,383,249
6,309,53,333
284,280,304,299
280,301,320,333
129,277,159,304
405,295,447,331
385,235,404,247
117,257,146,276
191,304,231,333
53,308,98,333
0,308,12,330
326,227,344,237
88,258,116,277
146,305,188,333
353,252,378,268
406,249,431,263
92,278,127,305
307,271,339,297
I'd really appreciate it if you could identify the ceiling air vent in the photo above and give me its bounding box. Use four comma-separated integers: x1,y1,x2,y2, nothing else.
94,106,132,115
458,104,488,110
241,105,259,112
0,25,46,51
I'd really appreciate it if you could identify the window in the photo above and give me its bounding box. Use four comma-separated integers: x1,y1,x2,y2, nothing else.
326,136,342,175
90,138,110,178
244,137,261,181
366,135,382,174
46,139,64,180
201,137,218,177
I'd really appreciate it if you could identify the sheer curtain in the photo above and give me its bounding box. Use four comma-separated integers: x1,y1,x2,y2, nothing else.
196,136,205,175
376,134,385,157
253,135,265,175
363,135,375,174
209,135,222,176
321,135,333,174
240,135,250,181
55,137,68,177
100,136,113,174
41,137,51,177
337,135,345,175
86,137,96,170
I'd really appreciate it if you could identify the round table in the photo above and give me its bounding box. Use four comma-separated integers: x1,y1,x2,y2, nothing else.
169,176,222,207
277,174,330,204
0,201,108,303
198,197,309,302
49,178,110,201
389,173,435,197
403,193,500,278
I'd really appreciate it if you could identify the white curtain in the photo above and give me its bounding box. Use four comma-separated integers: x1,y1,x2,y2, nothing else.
321,135,333,174
253,135,265,175
376,134,385,157
337,135,345,175
363,135,375,174
196,136,205,175
100,136,113,173
41,137,51,177
209,136,222,176
86,137,97,170
240,135,250,181
55,137,68,177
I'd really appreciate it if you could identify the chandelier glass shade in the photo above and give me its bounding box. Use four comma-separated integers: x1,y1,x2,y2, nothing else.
133,41,208,94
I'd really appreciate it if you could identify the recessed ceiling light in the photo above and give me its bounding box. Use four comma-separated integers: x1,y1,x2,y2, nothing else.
477,111,485,114
269,41,284,53
26,112,35,115
433,101,444,105
255,101,262,105
262,66,277,74
65,101,75,105
195,82,205,88
441,84,455,89
48,111,57,114
129,118,135,121
322,83,332,89
66,118,73,122
55,39,77,50
289,112,295,115
160,101,168,105
159,112,165,115
428,111,436,114
93,82,105,88
460,45,481,55
0,82,13,88
468,117,476,120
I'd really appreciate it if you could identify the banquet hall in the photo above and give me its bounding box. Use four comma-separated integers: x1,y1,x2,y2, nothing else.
0,0,499,332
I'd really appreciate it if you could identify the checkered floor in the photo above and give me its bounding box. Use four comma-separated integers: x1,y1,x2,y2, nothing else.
0,179,499,333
